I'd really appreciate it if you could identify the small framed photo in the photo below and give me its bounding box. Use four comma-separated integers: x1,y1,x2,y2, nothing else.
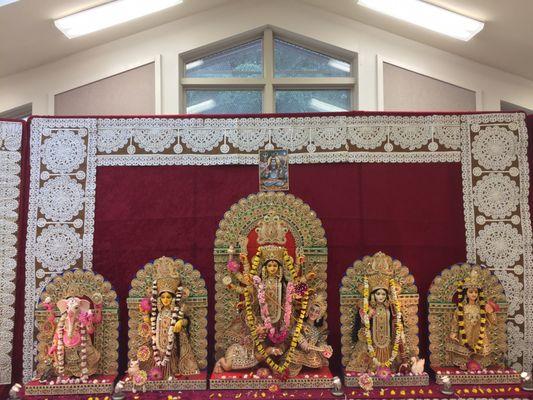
259,149,289,191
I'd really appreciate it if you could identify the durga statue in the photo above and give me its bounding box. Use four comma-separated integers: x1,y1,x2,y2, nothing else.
214,212,332,377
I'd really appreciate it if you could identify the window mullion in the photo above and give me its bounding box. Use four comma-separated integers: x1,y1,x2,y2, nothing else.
263,28,274,113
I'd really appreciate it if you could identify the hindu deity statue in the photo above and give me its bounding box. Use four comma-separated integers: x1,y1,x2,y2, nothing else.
214,212,331,376
346,253,409,374
287,294,332,377
446,269,498,370
138,258,199,378
45,292,103,381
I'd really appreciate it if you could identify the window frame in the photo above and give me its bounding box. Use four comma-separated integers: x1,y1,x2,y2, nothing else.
179,28,357,114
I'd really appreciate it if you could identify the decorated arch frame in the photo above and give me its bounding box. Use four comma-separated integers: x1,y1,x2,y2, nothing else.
339,253,420,367
19,112,532,381
213,191,328,360
428,263,508,370
127,257,208,375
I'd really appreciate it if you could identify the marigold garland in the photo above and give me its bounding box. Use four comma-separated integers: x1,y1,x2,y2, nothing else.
362,276,404,368
243,246,308,373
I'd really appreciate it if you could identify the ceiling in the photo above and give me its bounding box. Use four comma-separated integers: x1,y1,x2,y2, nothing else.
1,0,532,81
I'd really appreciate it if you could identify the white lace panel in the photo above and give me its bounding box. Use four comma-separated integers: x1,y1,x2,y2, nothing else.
23,118,97,382
22,113,531,381
461,114,532,372
96,115,462,166
0,121,22,385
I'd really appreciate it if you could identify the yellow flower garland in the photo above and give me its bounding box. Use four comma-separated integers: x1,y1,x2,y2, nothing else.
243,247,308,373
362,276,404,368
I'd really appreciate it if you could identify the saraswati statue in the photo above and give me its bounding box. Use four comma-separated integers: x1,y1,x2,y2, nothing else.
126,257,208,391
340,252,428,387
211,192,331,389
26,270,118,396
429,263,520,384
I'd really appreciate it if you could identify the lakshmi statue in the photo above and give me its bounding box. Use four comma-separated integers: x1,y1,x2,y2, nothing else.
340,252,427,387
46,293,103,380
446,269,498,370
428,263,519,384
127,257,207,391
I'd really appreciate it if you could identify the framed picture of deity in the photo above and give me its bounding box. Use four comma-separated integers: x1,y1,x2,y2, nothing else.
211,192,331,389
340,252,429,387
429,263,521,384
259,149,289,191
124,256,208,391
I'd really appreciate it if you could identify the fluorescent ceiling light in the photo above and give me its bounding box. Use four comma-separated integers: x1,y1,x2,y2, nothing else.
187,99,216,114
357,0,484,41
54,0,183,39
0,0,19,7
309,98,347,112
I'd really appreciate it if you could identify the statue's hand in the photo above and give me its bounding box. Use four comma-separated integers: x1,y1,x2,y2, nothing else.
92,292,103,305
485,302,494,314
173,320,183,333
450,332,458,341
48,345,57,355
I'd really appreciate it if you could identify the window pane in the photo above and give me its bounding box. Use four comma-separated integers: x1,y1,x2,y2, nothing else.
185,39,263,78
274,39,351,78
275,89,351,113
185,90,262,114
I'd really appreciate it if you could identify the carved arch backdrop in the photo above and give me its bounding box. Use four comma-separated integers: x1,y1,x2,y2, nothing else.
10,112,532,382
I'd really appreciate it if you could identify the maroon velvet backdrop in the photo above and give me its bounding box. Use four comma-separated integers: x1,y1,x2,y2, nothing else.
3,113,533,400
92,162,466,374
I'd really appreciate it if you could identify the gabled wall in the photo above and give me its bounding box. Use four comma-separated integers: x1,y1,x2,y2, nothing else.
1,0,532,114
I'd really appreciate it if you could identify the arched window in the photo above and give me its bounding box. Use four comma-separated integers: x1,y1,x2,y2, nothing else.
180,29,356,114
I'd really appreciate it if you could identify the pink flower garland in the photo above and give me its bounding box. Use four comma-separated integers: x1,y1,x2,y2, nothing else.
253,275,294,344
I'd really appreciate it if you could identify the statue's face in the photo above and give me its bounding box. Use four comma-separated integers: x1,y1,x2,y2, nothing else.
374,289,388,304
308,303,323,321
467,287,479,301
66,297,81,315
266,260,279,276
160,292,173,307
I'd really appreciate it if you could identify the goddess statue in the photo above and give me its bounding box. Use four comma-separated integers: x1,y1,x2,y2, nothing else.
139,258,199,378
45,293,103,380
287,294,332,377
446,269,498,370
215,212,331,376
346,254,408,373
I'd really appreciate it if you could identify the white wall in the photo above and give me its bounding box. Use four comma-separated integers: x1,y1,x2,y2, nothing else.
1,0,533,115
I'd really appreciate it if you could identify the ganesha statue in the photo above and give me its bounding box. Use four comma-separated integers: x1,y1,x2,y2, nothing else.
429,263,520,384
45,293,103,379
27,270,118,396
126,257,208,391
340,252,428,387
211,192,331,389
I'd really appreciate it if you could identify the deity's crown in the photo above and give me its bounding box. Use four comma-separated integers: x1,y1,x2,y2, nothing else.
463,268,483,289
260,245,286,265
153,256,181,295
360,252,400,293
255,212,289,246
